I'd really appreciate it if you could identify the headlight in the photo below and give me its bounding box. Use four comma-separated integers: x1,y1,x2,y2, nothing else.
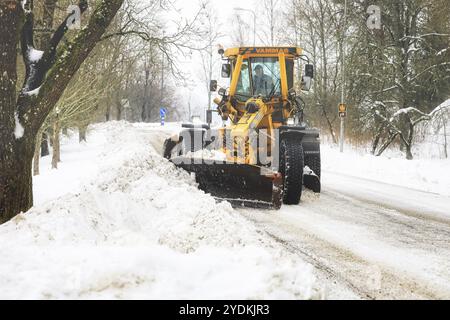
287,118,295,125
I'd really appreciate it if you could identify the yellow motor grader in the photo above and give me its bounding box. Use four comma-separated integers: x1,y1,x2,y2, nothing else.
163,47,321,209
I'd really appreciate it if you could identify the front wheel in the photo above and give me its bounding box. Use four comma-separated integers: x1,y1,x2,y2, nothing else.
280,138,304,205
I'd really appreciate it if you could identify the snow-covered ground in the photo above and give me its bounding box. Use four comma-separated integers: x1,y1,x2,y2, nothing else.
322,145,450,197
1,121,449,300
0,122,317,300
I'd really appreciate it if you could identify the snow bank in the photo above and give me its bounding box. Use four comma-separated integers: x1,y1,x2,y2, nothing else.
322,145,450,196
0,122,316,300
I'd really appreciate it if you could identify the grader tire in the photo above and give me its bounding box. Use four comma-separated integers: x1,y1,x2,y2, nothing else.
280,138,304,205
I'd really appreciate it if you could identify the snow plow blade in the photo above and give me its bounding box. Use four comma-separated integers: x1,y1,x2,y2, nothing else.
172,157,283,209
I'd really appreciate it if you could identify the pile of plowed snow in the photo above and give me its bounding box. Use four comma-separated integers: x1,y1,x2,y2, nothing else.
0,122,317,299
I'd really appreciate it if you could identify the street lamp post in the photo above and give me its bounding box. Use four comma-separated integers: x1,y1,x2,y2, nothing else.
234,7,256,46
339,0,348,153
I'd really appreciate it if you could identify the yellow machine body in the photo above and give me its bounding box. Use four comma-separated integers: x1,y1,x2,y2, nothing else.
215,47,304,165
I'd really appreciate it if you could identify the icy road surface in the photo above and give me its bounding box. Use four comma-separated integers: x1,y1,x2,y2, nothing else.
240,176,450,299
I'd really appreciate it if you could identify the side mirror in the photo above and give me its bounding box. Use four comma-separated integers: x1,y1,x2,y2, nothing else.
301,64,314,92
305,64,314,79
221,64,231,78
301,76,312,92
288,88,297,99
218,88,227,96
210,80,218,92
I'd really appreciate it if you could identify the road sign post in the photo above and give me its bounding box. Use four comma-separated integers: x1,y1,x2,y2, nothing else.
338,104,346,153
339,0,347,153
339,103,347,119
160,108,167,126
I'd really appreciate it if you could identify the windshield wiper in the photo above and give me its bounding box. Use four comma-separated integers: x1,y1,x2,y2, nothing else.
266,78,281,100
234,93,252,99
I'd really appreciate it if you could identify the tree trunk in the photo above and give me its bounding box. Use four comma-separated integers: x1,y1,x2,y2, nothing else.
79,125,87,143
142,68,149,122
443,120,448,159
321,103,337,144
376,132,399,157
141,102,146,122
405,144,413,160
41,132,50,156
52,120,61,169
106,103,111,121
116,99,122,120
405,117,414,160
0,1,33,224
0,136,35,224
371,127,382,155
33,132,42,176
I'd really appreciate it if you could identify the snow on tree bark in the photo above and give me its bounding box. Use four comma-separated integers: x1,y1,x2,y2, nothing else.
33,129,42,176
51,118,60,169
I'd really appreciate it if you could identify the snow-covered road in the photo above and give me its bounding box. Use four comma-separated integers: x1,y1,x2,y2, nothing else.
144,123,450,299
240,172,450,299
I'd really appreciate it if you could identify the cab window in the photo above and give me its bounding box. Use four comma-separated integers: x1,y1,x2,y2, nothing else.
250,57,281,96
235,59,251,100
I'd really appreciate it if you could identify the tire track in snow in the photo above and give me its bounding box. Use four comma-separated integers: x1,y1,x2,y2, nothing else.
239,189,450,300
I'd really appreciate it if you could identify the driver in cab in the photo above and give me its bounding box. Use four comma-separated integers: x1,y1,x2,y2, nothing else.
253,65,273,96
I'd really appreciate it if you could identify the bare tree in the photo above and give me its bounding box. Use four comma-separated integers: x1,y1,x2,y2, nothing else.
198,1,222,117
230,14,251,46
0,0,124,224
373,103,448,158
286,0,342,143
258,0,281,46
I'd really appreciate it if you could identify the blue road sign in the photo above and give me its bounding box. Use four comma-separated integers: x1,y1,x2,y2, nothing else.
160,108,167,126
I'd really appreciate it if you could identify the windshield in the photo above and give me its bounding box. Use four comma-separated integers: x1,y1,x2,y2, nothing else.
251,57,281,96
234,57,281,100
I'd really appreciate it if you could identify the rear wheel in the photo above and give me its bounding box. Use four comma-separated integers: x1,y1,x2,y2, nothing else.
305,151,321,178
280,138,304,205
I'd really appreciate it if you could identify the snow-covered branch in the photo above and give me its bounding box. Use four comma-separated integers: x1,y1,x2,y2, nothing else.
400,33,450,42
19,0,88,96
